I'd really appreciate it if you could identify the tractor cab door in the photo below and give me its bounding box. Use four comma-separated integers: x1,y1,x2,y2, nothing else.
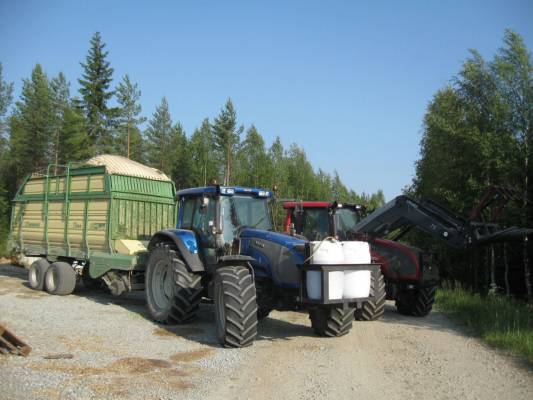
180,196,217,270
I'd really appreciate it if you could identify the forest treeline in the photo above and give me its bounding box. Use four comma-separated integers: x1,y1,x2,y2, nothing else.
409,30,532,299
0,32,385,254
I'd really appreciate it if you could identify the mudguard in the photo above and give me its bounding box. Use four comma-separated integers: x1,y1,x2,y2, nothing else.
148,229,204,272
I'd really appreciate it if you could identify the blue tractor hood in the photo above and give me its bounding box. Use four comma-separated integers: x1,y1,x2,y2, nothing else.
239,228,307,248
238,228,308,289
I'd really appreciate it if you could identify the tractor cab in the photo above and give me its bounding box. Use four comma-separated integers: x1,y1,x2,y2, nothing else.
283,201,366,241
176,186,273,270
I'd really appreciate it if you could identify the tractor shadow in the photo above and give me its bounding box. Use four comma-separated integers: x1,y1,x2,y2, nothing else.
70,284,317,347
0,265,314,347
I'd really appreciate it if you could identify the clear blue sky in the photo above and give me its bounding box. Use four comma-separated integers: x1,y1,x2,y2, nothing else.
1,1,532,200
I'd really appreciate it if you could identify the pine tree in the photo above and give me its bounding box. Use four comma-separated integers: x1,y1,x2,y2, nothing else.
78,32,115,153
0,62,14,152
144,97,173,174
0,63,13,255
50,72,71,169
235,125,271,187
269,136,287,194
116,74,146,160
59,105,93,164
10,64,55,181
212,99,243,185
189,118,217,186
169,123,192,189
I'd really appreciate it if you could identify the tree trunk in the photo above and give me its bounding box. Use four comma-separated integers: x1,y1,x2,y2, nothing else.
54,127,59,175
490,244,496,293
127,121,130,159
225,144,231,186
503,244,510,297
523,127,532,301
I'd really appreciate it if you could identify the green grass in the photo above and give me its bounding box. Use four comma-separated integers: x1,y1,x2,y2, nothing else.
436,285,533,364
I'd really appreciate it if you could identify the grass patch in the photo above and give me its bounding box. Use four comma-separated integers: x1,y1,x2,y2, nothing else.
436,285,533,364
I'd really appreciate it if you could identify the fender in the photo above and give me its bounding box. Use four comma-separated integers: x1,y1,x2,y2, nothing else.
217,255,256,267
148,229,204,273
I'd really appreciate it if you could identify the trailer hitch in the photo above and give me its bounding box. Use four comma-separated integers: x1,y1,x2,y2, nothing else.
0,323,31,356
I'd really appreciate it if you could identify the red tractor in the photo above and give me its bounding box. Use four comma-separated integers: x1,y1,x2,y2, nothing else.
283,186,533,320
283,200,439,320
283,191,532,320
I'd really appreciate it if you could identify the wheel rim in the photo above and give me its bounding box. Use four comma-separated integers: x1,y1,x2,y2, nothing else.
46,267,57,291
29,267,38,287
151,259,172,311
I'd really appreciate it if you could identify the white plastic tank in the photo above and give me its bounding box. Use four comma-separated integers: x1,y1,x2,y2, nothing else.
342,241,371,299
328,271,345,300
309,240,344,264
307,239,344,300
306,271,322,300
342,241,371,264
343,270,371,298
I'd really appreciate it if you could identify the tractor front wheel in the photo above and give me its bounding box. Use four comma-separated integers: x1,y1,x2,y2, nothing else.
354,270,386,321
395,285,436,317
214,266,258,348
309,305,355,337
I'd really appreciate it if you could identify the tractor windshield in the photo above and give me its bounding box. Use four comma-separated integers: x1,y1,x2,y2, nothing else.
221,195,272,242
299,208,330,241
335,208,361,240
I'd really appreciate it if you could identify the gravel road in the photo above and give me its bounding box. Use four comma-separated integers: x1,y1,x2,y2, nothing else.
1,262,532,400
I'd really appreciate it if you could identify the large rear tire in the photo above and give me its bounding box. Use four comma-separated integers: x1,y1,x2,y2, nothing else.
45,262,77,295
145,243,203,324
396,285,436,317
309,305,355,337
354,270,386,321
28,259,50,291
214,266,258,348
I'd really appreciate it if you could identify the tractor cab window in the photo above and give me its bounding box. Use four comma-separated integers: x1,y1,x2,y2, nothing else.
220,195,272,243
180,196,216,247
299,208,329,241
335,208,360,240
180,197,196,228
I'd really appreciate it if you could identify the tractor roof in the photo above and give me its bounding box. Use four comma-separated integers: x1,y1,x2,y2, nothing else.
176,186,273,198
282,201,331,209
283,201,365,210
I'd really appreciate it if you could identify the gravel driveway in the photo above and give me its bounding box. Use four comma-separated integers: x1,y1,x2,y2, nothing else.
1,263,532,400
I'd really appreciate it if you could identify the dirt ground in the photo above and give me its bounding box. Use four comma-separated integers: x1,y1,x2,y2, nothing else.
1,263,532,400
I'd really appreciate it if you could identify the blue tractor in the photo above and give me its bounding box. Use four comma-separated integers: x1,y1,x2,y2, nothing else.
145,185,378,348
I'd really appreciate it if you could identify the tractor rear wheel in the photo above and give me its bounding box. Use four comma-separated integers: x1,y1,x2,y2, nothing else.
309,305,355,337
214,266,258,348
45,262,77,295
145,243,203,324
395,285,436,317
28,259,50,291
354,270,386,321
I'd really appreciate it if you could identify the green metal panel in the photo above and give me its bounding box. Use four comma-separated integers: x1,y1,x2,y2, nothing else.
89,252,148,278
9,161,177,264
